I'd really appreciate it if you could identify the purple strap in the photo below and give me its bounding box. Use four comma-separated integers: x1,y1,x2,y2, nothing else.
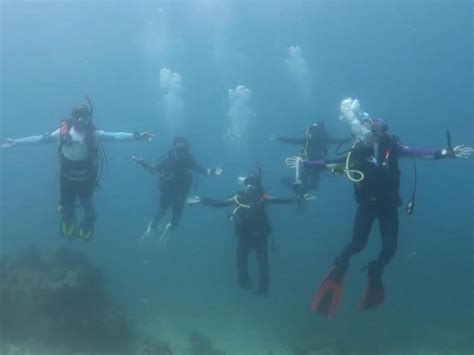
302,160,327,169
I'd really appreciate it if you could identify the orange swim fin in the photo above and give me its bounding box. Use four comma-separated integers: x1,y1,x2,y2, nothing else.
311,261,348,318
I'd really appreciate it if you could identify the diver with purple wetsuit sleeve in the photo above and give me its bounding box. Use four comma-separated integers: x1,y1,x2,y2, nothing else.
285,112,473,318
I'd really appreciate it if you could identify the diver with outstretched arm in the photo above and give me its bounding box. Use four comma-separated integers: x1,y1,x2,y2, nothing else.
133,136,222,244
187,166,315,297
278,121,350,195
2,98,154,240
286,114,473,318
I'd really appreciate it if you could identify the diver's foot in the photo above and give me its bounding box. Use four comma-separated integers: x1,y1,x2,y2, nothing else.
139,220,157,243
156,222,172,247
311,259,349,318
60,218,76,239
238,277,253,290
360,262,385,311
77,218,95,241
255,285,268,298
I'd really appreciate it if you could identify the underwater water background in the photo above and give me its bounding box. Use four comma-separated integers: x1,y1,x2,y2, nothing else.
1,1,473,354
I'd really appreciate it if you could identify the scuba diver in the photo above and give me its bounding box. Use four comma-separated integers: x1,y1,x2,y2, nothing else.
133,136,222,244
187,165,315,297
278,121,349,195
1,98,154,240
286,114,473,317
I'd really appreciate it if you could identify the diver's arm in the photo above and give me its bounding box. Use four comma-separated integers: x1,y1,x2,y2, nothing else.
396,143,456,160
132,156,158,174
329,137,352,145
397,143,473,159
264,196,299,205
278,137,306,145
191,157,222,176
301,159,328,170
190,158,209,175
96,130,154,142
200,196,235,207
2,129,60,148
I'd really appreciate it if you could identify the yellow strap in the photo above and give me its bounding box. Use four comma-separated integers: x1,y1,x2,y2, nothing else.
234,195,251,209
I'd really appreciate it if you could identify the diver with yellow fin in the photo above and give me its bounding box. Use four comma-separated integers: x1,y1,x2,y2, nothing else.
2,97,154,240
286,98,473,317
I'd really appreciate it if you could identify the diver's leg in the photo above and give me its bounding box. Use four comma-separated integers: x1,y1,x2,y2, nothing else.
77,179,96,240
152,190,172,228
58,176,77,238
305,171,321,192
255,235,270,296
376,205,399,269
359,204,397,310
140,191,171,242
338,203,377,264
236,235,252,290
170,192,186,230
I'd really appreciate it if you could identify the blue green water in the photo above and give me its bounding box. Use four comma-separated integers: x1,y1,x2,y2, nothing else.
1,1,473,354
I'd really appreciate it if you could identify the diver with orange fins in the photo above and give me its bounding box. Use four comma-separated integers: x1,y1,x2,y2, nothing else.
286,99,473,317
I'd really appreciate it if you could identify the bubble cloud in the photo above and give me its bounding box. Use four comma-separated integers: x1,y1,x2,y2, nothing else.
284,45,311,99
224,85,256,149
159,68,184,134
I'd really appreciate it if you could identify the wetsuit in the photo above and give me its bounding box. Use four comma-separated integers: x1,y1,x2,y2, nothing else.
11,126,140,238
140,152,211,231
303,135,453,274
278,134,348,193
201,192,298,295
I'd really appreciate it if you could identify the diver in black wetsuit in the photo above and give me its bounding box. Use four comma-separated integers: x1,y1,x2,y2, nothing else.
278,121,348,195
2,98,154,240
188,167,314,297
286,117,473,317
133,136,222,243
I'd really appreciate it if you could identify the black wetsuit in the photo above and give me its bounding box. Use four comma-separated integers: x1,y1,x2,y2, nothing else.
146,152,208,230
201,192,297,295
337,135,402,273
57,124,98,232
279,135,347,194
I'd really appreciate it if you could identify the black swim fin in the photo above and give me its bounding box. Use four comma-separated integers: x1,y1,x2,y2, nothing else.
360,261,385,311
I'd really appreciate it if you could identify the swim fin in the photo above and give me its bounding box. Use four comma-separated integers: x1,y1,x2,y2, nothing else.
360,262,385,311
60,218,76,239
311,261,348,318
77,217,95,241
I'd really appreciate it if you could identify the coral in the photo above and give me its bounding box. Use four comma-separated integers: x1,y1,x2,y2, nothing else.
0,246,132,354
136,337,173,355
188,332,226,355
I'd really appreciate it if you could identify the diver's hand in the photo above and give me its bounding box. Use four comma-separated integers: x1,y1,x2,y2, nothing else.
186,196,201,204
452,145,474,159
214,167,223,176
285,156,303,169
303,193,317,201
135,132,155,142
326,163,344,175
132,156,144,165
1,138,16,149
